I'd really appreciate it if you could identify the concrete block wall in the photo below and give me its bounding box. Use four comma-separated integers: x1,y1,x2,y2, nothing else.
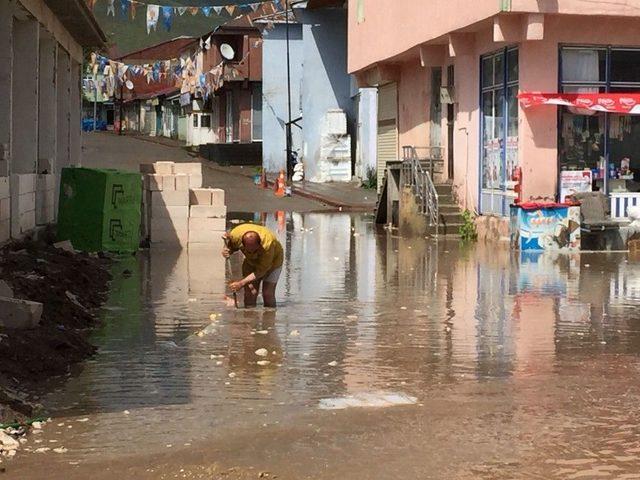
0,1,87,244
140,162,226,249
10,174,36,238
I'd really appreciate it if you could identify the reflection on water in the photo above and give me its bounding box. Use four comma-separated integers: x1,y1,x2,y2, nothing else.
15,212,640,476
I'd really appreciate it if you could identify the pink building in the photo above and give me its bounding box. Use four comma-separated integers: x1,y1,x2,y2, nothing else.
349,0,640,217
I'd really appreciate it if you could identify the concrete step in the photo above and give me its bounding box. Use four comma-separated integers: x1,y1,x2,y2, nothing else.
436,222,464,235
439,204,460,214
440,212,464,224
434,184,453,196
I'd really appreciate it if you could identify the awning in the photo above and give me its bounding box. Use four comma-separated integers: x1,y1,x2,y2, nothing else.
518,92,640,114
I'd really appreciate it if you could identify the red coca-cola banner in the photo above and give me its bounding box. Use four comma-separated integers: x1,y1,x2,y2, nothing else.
518,92,640,114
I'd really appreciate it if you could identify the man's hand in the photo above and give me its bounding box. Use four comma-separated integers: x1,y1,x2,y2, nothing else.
221,233,231,258
229,281,243,292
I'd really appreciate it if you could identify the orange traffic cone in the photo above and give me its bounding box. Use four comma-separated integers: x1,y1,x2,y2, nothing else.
274,169,286,197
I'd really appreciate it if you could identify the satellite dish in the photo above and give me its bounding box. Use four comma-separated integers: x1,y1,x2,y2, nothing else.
125,80,134,90
220,43,235,61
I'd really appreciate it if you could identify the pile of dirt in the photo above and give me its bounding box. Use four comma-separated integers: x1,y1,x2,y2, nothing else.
0,238,112,423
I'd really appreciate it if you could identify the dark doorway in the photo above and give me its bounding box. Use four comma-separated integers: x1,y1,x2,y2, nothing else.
447,65,455,181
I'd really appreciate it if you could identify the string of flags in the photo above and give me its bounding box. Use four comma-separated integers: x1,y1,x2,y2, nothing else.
87,0,283,33
84,36,264,102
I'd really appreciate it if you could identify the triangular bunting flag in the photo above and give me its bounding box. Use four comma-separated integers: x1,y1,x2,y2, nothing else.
225,5,236,16
161,6,173,31
213,6,224,15
107,0,115,16
120,0,130,18
130,1,136,19
250,3,261,12
189,7,199,15
146,5,159,34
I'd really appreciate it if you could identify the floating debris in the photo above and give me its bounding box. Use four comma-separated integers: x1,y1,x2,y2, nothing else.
255,348,268,357
289,330,300,337
319,392,417,410
257,360,271,366
327,361,338,367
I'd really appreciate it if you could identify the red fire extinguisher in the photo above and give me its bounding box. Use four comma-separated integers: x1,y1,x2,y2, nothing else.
513,166,523,204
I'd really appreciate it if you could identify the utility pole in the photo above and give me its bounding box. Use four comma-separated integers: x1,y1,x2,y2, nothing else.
285,0,293,181
118,82,124,136
93,74,98,132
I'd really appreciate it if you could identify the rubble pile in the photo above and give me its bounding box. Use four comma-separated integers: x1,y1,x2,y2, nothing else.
0,237,111,423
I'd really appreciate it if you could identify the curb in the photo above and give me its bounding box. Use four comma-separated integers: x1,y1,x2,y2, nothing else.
205,164,374,212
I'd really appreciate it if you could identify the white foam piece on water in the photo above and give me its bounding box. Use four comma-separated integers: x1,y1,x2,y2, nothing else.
318,392,417,410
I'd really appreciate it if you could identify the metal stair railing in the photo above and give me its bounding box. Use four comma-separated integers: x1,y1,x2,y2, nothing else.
401,146,439,230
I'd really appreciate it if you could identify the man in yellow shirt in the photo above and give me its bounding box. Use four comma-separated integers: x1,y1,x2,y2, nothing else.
222,223,284,308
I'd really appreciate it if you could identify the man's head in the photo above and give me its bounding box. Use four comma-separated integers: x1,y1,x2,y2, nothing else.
242,231,262,253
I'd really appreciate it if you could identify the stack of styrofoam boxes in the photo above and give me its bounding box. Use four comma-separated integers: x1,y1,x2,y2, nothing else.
35,174,56,226
319,109,351,182
0,177,9,243
141,161,225,249
10,174,37,239
188,188,226,247
142,161,190,248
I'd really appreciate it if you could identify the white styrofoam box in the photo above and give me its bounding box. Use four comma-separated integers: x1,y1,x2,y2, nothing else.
0,219,9,243
189,189,212,206
151,190,189,207
144,174,163,191
35,190,55,225
154,161,175,175
189,217,226,231
11,174,37,194
324,109,347,135
189,205,227,218
0,198,9,221
18,192,36,213
151,216,189,232
150,228,188,246
188,228,226,243
211,188,225,208
140,164,156,174
189,174,203,189
162,174,176,191
150,205,189,219
36,174,56,192
175,174,189,191
0,177,8,199
174,163,202,175
12,210,35,239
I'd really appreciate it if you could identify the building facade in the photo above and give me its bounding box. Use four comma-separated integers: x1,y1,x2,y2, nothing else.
0,0,106,242
348,0,640,216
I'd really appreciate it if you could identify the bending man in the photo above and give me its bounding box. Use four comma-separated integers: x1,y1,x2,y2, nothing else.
222,223,283,308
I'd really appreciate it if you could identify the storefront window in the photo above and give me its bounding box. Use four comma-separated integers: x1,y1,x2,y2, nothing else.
559,47,640,195
481,48,518,193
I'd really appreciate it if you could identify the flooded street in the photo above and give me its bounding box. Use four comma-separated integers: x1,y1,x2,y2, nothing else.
7,212,640,479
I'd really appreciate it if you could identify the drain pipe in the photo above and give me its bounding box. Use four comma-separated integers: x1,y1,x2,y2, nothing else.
459,127,470,211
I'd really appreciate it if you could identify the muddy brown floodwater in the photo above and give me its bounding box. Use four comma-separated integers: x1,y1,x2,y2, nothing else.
6,212,640,479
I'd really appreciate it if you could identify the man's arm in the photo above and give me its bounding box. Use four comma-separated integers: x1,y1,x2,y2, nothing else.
229,247,276,291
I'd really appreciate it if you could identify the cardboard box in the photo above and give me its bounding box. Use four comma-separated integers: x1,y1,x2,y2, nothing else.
189,189,212,206
150,205,189,219
144,174,163,191
189,217,226,231
151,190,189,207
175,174,189,191
154,161,174,175
189,205,227,218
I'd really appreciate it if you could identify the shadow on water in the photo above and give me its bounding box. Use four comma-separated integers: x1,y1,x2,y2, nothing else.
30,211,640,462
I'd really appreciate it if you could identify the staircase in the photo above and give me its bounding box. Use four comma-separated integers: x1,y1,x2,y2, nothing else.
434,182,465,236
